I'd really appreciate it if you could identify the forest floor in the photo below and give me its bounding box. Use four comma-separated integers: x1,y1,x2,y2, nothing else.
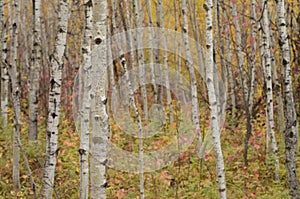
0,108,298,199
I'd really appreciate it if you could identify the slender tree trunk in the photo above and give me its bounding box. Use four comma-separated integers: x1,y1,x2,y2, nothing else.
275,0,300,198
222,3,235,116
182,0,202,159
248,0,257,119
79,1,93,199
133,0,148,128
120,56,145,199
0,0,8,127
216,0,228,127
232,0,251,166
40,0,69,198
261,0,280,180
204,0,227,198
90,0,109,198
132,0,145,197
28,0,42,141
8,0,21,191
146,0,157,102
158,0,173,124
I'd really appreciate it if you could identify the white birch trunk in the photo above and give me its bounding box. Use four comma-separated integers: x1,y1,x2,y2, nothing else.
79,1,92,198
182,0,202,158
28,0,41,141
0,0,8,127
204,0,227,198
268,19,285,136
275,0,300,197
40,0,69,197
261,0,280,180
90,0,109,198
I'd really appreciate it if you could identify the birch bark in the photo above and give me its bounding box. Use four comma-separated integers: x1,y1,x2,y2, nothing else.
28,0,41,141
132,1,145,197
204,0,227,198
90,0,109,198
9,0,21,191
79,1,93,198
158,0,173,124
260,0,280,180
181,0,202,160
275,0,300,197
146,0,157,101
0,0,8,127
40,0,69,197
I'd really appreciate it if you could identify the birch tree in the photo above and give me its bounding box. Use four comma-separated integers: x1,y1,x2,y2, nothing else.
260,0,279,180
133,0,149,129
158,0,173,123
40,0,69,197
28,0,42,141
0,0,8,127
90,0,109,198
79,0,93,198
146,0,157,102
181,0,202,159
204,0,227,198
275,0,300,197
120,56,145,199
8,0,21,191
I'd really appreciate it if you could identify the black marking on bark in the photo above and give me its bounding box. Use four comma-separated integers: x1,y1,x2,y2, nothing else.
203,3,209,11
94,37,102,44
282,59,288,65
78,148,85,155
102,98,107,105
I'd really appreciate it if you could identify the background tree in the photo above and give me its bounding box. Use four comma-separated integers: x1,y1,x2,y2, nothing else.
28,0,42,141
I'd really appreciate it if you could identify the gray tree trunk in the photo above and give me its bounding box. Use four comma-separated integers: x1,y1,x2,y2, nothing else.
28,0,41,141
40,0,69,198
90,0,109,198
275,0,300,198
0,0,8,127
8,0,21,191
